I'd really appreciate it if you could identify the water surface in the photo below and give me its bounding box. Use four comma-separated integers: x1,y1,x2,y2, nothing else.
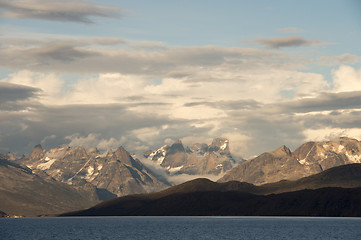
1,216,361,240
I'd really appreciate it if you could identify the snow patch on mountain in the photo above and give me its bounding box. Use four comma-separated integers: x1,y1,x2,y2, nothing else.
220,140,228,150
338,145,345,152
298,158,310,165
167,165,184,174
147,145,168,164
346,152,361,163
84,166,94,180
37,159,56,170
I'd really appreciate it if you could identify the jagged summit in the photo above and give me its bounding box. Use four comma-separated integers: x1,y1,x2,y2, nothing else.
144,137,243,175
17,144,170,197
271,145,292,157
209,137,230,153
29,144,45,160
167,140,186,155
219,137,361,185
34,144,43,149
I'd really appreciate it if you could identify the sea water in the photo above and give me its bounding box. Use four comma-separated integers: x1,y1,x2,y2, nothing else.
1,216,361,240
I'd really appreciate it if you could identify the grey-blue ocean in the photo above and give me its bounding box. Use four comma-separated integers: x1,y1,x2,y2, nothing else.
1,216,361,240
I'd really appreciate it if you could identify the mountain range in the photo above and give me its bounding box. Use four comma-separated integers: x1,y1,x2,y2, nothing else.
1,136,361,217
16,144,170,198
219,137,361,184
0,144,170,216
60,163,361,217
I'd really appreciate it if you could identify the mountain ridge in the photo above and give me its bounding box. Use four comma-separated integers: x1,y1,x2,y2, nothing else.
218,137,361,185
14,144,171,198
60,163,361,217
144,137,242,176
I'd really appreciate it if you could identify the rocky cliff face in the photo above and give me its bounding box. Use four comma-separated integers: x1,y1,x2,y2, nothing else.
18,145,170,197
144,137,242,175
218,137,361,185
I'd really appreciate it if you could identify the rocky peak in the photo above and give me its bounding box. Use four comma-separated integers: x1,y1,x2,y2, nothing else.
209,137,229,153
113,146,134,165
19,144,171,198
45,145,70,159
167,140,185,155
145,137,238,175
161,140,187,169
34,144,43,149
114,146,129,157
144,144,169,165
219,137,361,185
65,146,87,160
30,144,45,160
271,145,292,157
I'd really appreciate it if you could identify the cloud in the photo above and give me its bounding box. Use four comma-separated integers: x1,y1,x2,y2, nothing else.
65,133,126,151
40,134,56,145
29,43,99,62
184,99,261,111
0,52,329,158
333,65,361,92
0,82,41,111
0,82,40,103
276,91,361,113
220,132,251,159
256,36,327,49
0,35,359,160
3,70,64,105
0,103,175,154
0,0,121,23
0,36,127,47
318,54,359,66
0,38,293,74
303,128,361,142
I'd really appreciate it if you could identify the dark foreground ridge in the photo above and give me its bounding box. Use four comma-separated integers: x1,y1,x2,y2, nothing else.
60,164,361,217
0,210,8,217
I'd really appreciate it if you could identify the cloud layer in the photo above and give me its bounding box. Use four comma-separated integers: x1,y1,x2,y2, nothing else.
256,36,326,49
0,0,120,23
0,35,360,159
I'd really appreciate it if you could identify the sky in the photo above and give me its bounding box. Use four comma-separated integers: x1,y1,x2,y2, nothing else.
0,0,361,159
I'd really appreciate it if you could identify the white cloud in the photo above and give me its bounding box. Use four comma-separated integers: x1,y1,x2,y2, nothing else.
65,133,126,151
333,65,361,92
3,70,64,104
65,133,99,148
40,134,56,145
66,73,148,104
303,128,361,142
131,127,161,144
97,136,127,151
221,132,252,159
181,136,213,147
0,36,360,160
